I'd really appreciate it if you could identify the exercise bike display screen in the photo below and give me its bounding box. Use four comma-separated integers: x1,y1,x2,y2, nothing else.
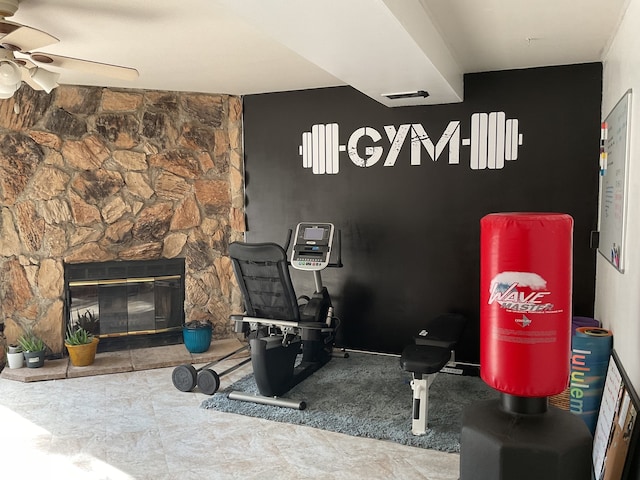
291,222,334,271
303,227,325,241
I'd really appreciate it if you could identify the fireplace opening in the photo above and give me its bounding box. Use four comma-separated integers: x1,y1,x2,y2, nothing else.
64,259,186,352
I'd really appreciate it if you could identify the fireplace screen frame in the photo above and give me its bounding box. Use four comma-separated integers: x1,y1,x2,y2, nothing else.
64,259,186,351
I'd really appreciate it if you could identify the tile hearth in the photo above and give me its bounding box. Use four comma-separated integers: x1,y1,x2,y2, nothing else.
1,337,247,383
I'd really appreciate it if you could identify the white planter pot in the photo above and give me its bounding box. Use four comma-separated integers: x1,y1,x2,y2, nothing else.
6,351,24,369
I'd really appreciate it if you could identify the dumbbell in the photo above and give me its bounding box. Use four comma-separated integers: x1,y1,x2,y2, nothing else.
171,344,251,395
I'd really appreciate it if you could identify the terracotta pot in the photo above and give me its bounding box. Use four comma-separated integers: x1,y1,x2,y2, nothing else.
66,337,100,367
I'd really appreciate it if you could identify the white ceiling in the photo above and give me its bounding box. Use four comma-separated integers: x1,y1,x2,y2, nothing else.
7,0,630,107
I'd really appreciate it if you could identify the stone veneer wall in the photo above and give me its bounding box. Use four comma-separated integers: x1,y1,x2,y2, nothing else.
0,84,244,359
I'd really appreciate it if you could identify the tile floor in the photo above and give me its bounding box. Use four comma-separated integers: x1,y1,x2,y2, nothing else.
0,340,460,479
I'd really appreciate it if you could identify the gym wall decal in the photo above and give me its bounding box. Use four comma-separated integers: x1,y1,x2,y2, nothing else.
298,112,524,174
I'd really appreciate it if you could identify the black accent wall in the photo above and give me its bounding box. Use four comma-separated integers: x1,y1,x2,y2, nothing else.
242,63,602,362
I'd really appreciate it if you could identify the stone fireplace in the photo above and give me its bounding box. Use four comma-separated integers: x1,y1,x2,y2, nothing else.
0,84,245,358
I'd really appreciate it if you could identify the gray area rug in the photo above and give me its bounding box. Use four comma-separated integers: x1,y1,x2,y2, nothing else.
201,351,498,452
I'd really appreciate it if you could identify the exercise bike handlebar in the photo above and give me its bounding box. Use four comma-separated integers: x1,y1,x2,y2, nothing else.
283,228,293,253
332,229,343,268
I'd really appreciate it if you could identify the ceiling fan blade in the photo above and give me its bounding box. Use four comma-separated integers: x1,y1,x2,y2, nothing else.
0,19,19,35
21,65,43,90
14,56,36,69
28,52,139,81
1,22,58,51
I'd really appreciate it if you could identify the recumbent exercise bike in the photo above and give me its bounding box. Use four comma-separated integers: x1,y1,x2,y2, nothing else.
228,222,343,409
178,222,342,409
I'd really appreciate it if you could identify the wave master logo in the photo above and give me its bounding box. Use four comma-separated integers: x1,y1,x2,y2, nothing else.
298,112,524,174
488,271,554,314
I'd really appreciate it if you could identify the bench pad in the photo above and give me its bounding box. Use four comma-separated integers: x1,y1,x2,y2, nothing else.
413,313,466,349
400,344,452,375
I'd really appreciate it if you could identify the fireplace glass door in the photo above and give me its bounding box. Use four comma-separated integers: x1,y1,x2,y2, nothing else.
68,275,183,337
65,259,185,349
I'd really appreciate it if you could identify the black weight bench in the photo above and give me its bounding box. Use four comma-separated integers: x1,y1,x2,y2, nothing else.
400,313,467,435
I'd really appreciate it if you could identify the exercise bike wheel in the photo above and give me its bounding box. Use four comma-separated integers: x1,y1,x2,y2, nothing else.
172,364,197,392
197,368,221,395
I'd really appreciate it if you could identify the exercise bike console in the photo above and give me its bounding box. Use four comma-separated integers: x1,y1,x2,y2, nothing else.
291,222,334,271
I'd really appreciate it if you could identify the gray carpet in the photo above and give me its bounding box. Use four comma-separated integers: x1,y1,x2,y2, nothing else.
201,351,498,452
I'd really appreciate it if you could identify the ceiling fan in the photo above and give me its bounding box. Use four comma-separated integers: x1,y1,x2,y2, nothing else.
0,0,138,99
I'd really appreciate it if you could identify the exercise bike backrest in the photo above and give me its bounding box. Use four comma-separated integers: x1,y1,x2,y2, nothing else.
228,241,300,321
228,223,341,322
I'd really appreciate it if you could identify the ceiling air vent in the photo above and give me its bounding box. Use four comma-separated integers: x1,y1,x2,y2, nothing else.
382,90,430,100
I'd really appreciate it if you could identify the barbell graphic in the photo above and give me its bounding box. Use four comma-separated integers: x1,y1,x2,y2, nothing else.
299,123,345,174
465,112,523,169
298,112,523,173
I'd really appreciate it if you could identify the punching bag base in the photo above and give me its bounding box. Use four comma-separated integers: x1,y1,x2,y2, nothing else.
460,398,592,480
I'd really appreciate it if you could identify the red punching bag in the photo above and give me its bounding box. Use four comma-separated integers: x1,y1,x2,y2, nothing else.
480,213,573,397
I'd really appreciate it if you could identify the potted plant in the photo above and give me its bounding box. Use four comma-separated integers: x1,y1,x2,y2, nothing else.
65,323,99,367
6,344,24,369
75,309,99,335
182,319,212,353
17,331,46,368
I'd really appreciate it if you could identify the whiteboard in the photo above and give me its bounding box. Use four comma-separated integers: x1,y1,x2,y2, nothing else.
598,90,632,272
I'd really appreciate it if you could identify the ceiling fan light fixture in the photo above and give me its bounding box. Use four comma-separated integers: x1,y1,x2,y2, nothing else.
0,0,19,18
30,67,59,93
0,58,20,85
0,77,17,97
